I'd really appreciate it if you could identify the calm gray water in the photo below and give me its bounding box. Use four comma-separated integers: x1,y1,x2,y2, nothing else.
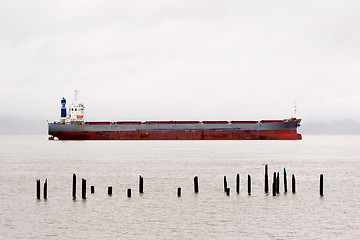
0,135,359,239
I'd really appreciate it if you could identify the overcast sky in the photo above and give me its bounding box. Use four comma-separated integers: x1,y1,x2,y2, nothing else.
1,0,359,124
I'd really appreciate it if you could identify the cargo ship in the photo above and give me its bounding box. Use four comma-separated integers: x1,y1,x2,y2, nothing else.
48,92,302,140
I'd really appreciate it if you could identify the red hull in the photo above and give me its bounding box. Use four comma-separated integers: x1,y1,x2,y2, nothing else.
53,129,302,140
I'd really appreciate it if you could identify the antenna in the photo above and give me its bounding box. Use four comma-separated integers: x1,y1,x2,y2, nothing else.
74,89,79,103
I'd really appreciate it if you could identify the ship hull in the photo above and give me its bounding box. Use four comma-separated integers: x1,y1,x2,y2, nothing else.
48,119,302,140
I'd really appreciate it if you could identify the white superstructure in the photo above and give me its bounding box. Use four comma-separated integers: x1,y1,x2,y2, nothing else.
65,90,85,123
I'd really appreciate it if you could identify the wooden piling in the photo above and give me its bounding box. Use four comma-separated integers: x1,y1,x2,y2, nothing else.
82,178,86,199
284,168,287,193
194,176,199,193
320,174,324,196
248,175,251,195
108,186,112,195
43,179,47,199
265,164,269,193
292,174,296,193
127,188,131,198
272,181,276,196
139,175,144,194
272,172,276,196
276,172,280,194
36,179,40,200
91,186,95,194
236,174,240,194
177,187,181,197
226,187,230,196
224,176,227,192
72,174,76,199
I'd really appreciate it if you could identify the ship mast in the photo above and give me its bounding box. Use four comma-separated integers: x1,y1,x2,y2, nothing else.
294,102,298,118
74,89,79,104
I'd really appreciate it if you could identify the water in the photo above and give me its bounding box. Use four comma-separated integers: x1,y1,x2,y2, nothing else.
0,135,359,239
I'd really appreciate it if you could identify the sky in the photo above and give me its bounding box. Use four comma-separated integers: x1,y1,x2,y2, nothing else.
0,1,359,129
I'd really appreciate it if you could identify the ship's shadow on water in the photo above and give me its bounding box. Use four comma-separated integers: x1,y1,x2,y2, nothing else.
0,135,359,239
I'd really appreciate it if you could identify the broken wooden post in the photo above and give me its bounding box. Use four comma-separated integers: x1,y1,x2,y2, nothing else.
194,176,199,193
82,178,86,199
224,176,227,192
292,174,296,193
320,174,324,196
272,172,276,196
276,172,280,194
91,186,95,194
265,164,269,193
139,175,144,193
108,186,112,195
177,187,181,197
72,174,76,199
127,188,131,198
226,187,230,196
236,174,240,194
36,179,40,200
248,175,251,195
43,179,47,199
284,168,287,193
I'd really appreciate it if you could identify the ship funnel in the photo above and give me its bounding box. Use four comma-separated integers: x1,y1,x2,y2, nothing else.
61,97,67,118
